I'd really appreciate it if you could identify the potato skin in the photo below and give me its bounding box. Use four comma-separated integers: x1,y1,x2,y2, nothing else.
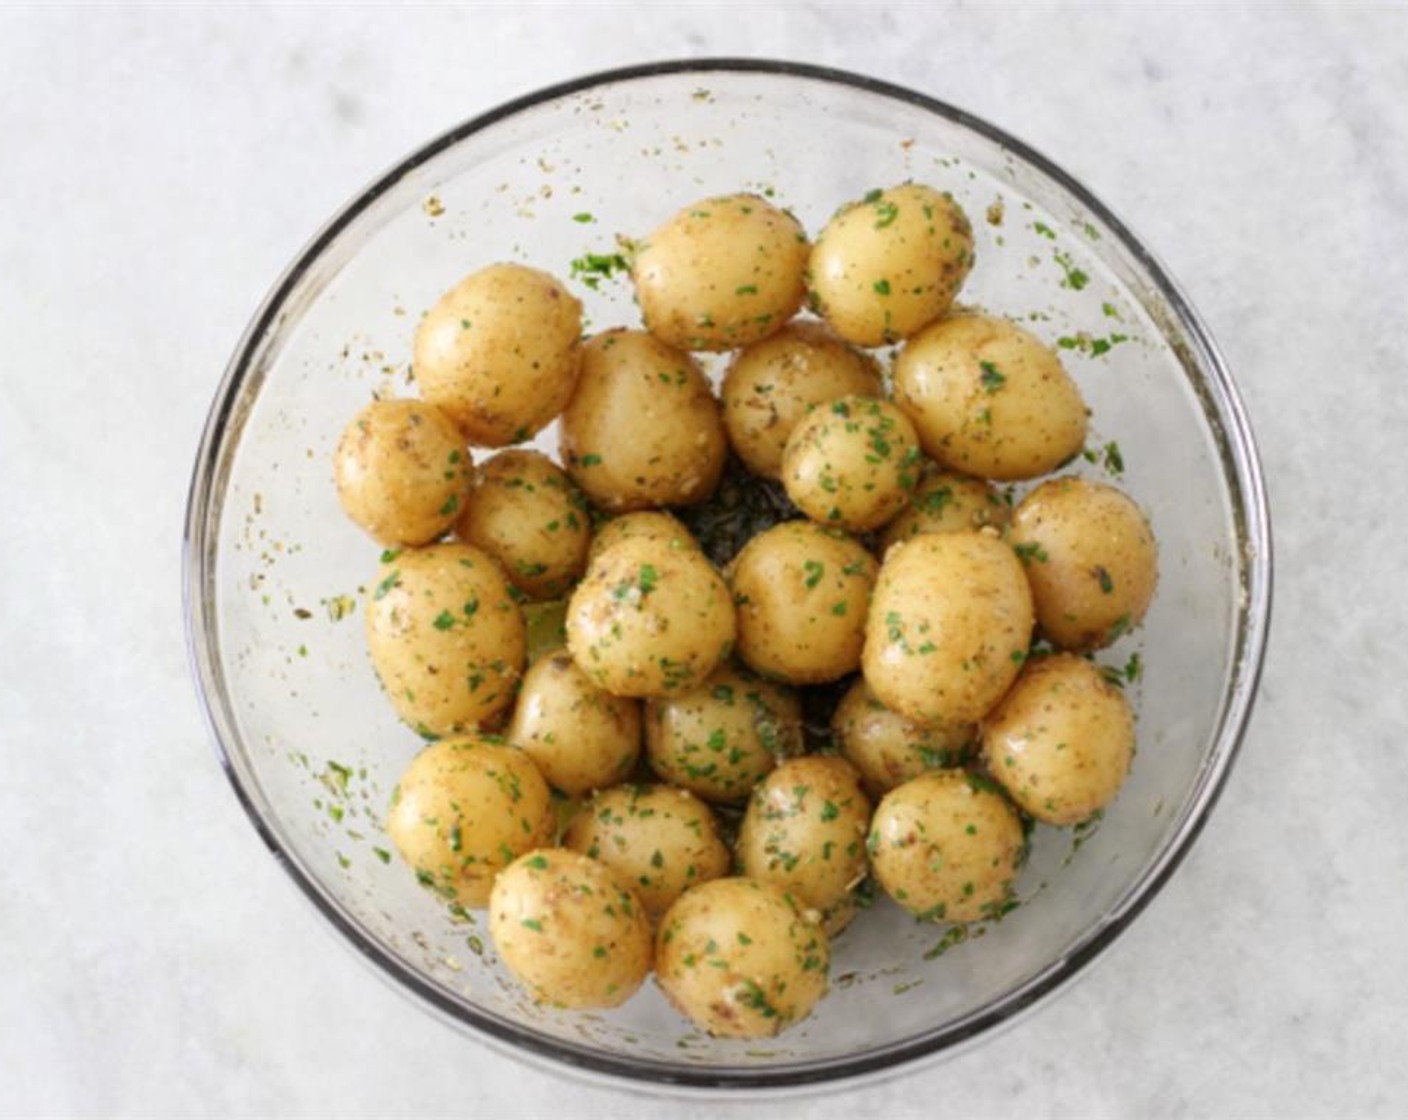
893,312,1087,481
781,395,923,533
363,543,526,736
1010,477,1159,651
736,757,872,934
413,263,582,447
808,183,974,346
868,770,1025,923
879,470,1011,552
386,735,555,907
982,653,1135,825
565,537,736,698
588,510,698,564
455,449,592,601
505,651,641,797
831,678,974,799
655,878,829,1038
863,531,1034,726
633,193,809,352
729,521,878,684
489,848,652,1009
333,399,472,547
644,664,804,804
721,321,883,479
560,329,726,511
562,784,731,920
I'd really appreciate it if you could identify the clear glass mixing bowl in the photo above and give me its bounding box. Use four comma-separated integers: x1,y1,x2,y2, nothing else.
184,60,1272,1090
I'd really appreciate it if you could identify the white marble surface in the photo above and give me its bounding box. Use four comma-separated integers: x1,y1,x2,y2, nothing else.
2,3,1405,1116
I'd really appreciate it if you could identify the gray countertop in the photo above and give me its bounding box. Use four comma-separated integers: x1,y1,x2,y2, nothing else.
2,4,1404,1116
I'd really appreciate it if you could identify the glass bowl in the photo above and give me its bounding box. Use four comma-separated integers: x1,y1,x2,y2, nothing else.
184,60,1271,1090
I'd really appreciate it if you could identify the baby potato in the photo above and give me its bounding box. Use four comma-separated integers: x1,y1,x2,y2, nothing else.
363,543,526,736
729,521,878,684
505,651,641,797
655,878,829,1039
831,678,974,799
633,193,809,352
1010,476,1159,651
560,329,727,511
386,735,555,907
781,395,923,532
721,320,883,479
808,183,974,346
489,848,652,1009
455,449,592,601
863,531,1034,727
737,757,872,935
879,470,1011,552
566,536,736,698
645,663,803,804
588,510,699,563
893,312,1088,481
333,398,472,547
562,784,731,920
868,770,1025,923
413,263,582,447
982,653,1135,825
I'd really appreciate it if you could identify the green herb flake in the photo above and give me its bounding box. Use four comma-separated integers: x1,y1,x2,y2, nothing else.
432,609,455,631
802,559,825,589
572,212,595,224
579,453,603,467
872,278,892,296
568,252,630,291
1103,441,1125,475
520,918,544,932
978,360,1007,394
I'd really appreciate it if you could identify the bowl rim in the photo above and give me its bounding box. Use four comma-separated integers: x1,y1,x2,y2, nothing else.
184,56,1273,1091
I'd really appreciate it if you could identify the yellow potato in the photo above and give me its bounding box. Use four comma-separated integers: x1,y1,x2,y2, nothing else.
363,543,526,736
587,510,698,563
644,663,803,804
1010,476,1159,651
562,784,731,920
560,329,727,511
413,262,582,447
830,678,974,799
454,449,592,602
893,312,1088,480
868,770,1025,923
505,651,641,797
333,399,472,547
808,183,974,346
736,756,872,934
729,520,878,684
781,395,923,532
386,735,554,907
633,193,808,351
720,321,883,479
863,531,1034,726
489,848,652,1009
879,470,1011,552
655,878,829,1038
565,537,736,698
982,653,1135,825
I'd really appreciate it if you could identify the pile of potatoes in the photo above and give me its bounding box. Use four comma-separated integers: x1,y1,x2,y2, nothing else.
332,183,1158,1039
